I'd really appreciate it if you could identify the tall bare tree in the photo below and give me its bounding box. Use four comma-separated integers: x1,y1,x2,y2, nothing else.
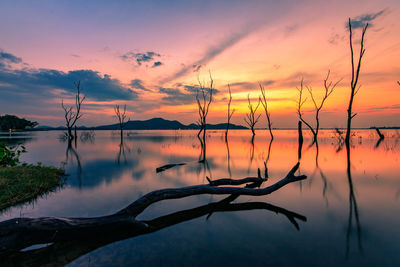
114,104,129,139
225,84,235,141
346,18,368,144
259,83,273,140
244,94,261,136
196,73,214,139
297,78,316,139
61,81,85,141
308,71,340,141
297,72,340,144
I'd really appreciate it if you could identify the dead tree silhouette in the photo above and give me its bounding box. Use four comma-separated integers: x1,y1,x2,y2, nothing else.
196,73,214,140
345,18,368,145
114,104,129,140
61,81,85,141
225,84,235,141
260,83,274,140
244,94,261,137
297,71,340,144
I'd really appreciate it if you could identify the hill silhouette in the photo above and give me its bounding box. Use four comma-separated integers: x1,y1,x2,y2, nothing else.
35,118,247,130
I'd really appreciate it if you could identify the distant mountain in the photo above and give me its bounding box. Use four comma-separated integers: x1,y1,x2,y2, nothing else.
30,118,247,131
95,118,247,130
203,123,247,130
95,118,189,130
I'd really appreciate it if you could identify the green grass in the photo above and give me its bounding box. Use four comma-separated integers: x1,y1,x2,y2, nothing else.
0,165,65,211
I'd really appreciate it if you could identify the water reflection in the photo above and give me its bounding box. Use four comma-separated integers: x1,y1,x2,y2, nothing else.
247,135,255,174
312,141,329,201
1,199,306,266
64,141,82,188
345,141,363,259
198,134,212,180
116,136,130,165
225,135,232,177
0,129,399,266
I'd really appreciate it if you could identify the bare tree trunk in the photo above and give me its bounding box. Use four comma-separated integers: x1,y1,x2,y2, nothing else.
298,121,303,160
244,94,261,137
225,84,235,141
61,81,85,140
345,19,368,144
114,104,128,141
67,127,73,140
260,83,274,140
374,127,384,140
195,73,213,139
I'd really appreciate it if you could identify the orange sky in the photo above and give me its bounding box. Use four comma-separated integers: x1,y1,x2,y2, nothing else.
0,0,399,127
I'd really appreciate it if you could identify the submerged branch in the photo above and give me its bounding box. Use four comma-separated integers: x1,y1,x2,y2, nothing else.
0,163,306,260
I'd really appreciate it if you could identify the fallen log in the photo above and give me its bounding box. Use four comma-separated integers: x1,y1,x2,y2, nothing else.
0,162,306,265
156,163,186,173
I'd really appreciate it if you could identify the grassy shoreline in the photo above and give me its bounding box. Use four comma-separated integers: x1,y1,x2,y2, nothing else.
0,165,65,211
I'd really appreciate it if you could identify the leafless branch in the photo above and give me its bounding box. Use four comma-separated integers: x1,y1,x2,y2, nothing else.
114,104,129,138
61,81,85,140
225,84,235,140
260,83,273,140
346,18,368,144
296,78,316,137
244,94,261,136
196,72,214,139
297,70,340,143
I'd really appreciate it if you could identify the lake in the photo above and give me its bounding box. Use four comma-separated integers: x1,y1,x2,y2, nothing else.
1,129,399,266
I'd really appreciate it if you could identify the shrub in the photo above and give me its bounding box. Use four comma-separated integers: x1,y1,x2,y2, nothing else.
0,142,26,167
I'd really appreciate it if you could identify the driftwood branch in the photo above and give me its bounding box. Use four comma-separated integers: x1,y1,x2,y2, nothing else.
0,163,306,261
118,162,305,217
1,199,306,266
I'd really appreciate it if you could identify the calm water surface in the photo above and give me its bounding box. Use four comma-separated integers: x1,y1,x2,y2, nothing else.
1,129,399,266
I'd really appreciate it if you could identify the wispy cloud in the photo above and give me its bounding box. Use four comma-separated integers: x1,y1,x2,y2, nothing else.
348,9,388,29
152,61,163,68
160,22,263,84
121,51,163,67
362,104,400,113
0,49,23,69
0,49,22,64
130,79,151,92
159,84,219,105
274,71,320,88
193,64,202,72
229,80,275,91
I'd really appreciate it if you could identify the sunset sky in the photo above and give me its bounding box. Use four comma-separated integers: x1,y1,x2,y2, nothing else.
0,0,399,128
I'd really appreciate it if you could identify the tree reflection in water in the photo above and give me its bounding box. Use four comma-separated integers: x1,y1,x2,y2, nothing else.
345,141,363,258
